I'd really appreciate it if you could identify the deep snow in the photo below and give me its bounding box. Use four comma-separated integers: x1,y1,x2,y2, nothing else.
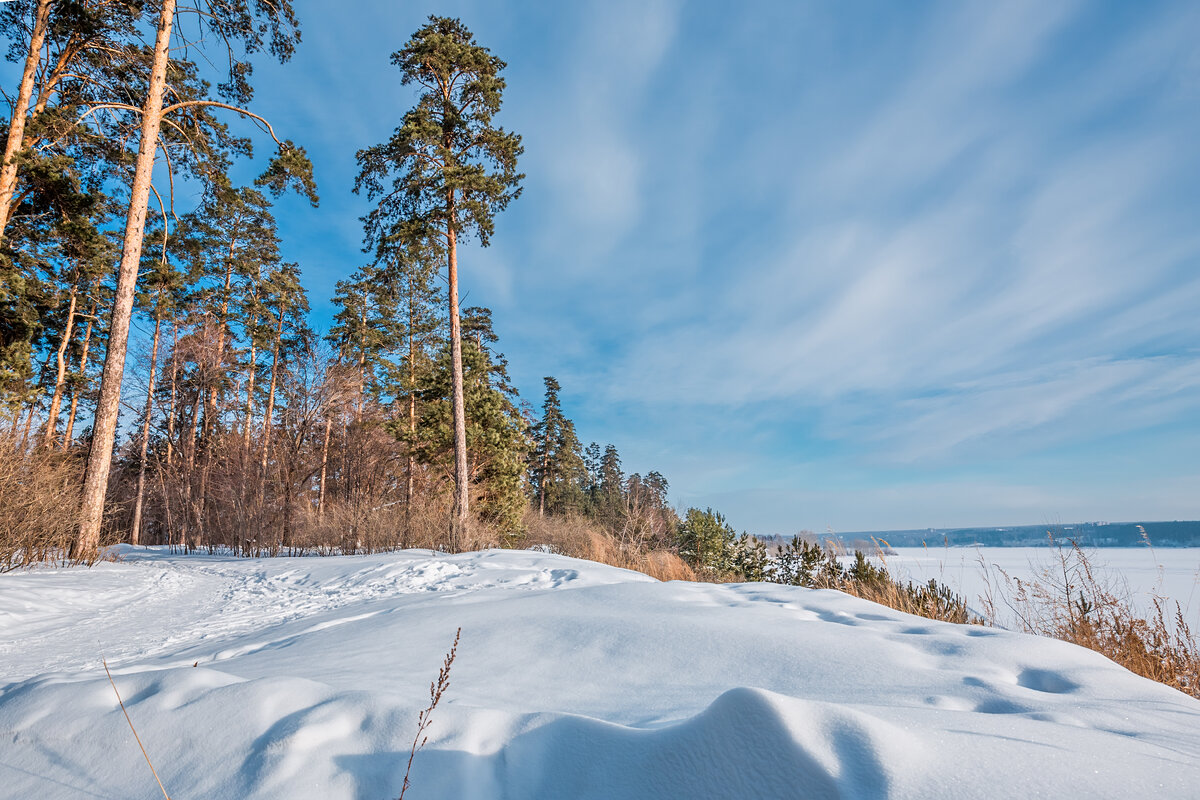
1,547,1198,799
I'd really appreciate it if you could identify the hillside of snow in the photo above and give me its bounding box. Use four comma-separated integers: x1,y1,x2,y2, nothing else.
1,547,1198,799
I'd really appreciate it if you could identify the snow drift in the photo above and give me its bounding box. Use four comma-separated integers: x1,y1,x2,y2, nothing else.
1,547,1197,798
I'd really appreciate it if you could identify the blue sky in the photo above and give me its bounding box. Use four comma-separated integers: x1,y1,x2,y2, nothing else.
165,0,1200,532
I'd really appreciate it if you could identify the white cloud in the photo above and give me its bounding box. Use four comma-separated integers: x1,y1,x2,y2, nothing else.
592,0,1200,469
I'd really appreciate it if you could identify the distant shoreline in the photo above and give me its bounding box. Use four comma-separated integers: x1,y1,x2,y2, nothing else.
756,520,1200,549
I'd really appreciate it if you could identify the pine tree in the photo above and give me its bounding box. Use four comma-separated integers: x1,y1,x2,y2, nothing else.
74,0,317,559
677,507,737,573
176,185,283,439
328,265,401,412
530,377,586,516
409,308,528,538
259,261,310,474
356,15,523,550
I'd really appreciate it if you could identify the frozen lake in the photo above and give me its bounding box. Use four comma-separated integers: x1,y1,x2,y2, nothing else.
871,546,1200,629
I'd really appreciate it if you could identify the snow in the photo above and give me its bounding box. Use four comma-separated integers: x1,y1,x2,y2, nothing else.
2,547,1199,799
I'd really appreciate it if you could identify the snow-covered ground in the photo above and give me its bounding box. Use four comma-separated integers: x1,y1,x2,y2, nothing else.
2,547,1198,799
875,546,1200,627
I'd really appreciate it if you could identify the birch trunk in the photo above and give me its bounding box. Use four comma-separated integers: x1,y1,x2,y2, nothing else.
539,445,549,517
129,315,162,545
181,392,200,551
0,0,51,240
74,0,177,559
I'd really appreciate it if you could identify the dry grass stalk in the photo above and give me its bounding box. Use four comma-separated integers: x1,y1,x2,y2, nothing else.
398,627,461,800
103,659,172,800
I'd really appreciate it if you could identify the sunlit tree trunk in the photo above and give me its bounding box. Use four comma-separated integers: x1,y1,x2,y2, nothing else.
20,404,36,451
129,315,162,545
74,0,178,559
181,390,200,551
317,411,333,517
260,306,284,472
446,198,468,550
165,324,178,466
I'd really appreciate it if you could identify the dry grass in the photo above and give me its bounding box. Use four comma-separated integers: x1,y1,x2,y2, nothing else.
981,537,1200,699
842,575,977,625
521,510,695,582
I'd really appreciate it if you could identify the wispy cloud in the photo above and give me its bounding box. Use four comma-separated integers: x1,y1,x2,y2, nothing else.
231,0,1200,529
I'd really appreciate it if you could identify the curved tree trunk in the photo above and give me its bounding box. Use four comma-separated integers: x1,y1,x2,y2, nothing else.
0,0,52,241
43,285,77,447
74,0,178,559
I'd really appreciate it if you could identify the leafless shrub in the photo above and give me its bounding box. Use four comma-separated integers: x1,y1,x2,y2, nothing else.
0,445,86,569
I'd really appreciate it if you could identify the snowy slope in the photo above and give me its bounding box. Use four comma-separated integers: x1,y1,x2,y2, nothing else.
1,547,1198,799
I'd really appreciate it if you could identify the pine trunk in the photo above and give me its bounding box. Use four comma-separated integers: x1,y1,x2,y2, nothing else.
73,0,177,559
0,0,51,240
165,324,178,466
242,339,256,449
406,284,418,525
539,444,549,517
207,248,236,438
260,308,284,472
447,198,469,550
130,315,162,546
20,403,35,451
317,414,332,517
43,285,77,447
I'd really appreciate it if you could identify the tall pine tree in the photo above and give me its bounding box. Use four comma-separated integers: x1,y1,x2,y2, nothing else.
355,15,522,550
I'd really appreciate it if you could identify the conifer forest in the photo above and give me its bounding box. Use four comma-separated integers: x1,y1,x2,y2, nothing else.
0,3,695,571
